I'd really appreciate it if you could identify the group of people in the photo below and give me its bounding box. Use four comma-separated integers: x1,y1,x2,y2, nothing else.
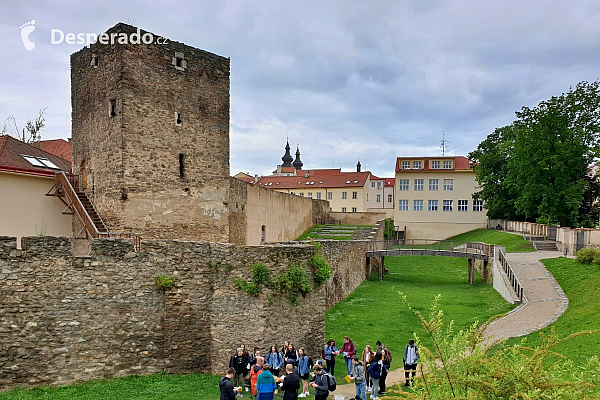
220,338,419,400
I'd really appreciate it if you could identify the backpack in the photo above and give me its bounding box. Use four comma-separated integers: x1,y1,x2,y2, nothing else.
323,372,337,392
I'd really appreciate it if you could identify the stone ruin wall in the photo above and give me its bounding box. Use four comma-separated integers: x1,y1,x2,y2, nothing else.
0,224,381,390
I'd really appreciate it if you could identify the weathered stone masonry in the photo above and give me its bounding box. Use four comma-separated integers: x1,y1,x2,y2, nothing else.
0,228,380,390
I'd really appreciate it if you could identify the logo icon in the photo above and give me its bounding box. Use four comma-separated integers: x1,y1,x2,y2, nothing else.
20,20,36,50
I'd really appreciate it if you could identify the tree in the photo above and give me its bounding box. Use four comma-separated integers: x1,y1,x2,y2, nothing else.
470,81,600,227
1,108,47,143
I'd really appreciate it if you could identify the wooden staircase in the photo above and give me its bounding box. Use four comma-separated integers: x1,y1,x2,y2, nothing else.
47,172,141,250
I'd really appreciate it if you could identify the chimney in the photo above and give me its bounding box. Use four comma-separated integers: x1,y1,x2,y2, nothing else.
304,170,309,178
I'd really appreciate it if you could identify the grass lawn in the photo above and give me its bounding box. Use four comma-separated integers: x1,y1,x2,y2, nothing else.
503,257,600,364
0,373,220,400
325,255,515,383
445,228,536,253
295,224,373,241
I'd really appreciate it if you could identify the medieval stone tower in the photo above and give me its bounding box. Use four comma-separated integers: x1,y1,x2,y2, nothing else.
71,23,230,241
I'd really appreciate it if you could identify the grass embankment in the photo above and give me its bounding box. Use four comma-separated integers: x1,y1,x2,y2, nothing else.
295,224,373,241
504,257,600,364
446,228,535,253
325,255,515,383
0,373,219,400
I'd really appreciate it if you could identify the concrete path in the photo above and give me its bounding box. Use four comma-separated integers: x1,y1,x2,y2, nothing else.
331,250,569,399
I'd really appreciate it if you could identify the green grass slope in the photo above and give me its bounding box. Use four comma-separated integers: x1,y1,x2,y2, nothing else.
446,228,535,253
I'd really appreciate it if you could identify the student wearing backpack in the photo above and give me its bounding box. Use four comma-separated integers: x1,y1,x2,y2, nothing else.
309,364,331,400
230,348,250,390
265,346,284,377
220,368,241,400
281,363,300,400
367,351,386,400
403,339,420,387
250,356,265,396
349,356,367,400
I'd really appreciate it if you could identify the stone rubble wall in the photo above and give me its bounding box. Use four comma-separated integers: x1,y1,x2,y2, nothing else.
0,224,382,390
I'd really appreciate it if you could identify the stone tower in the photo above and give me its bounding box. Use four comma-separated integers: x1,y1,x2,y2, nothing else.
71,23,230,241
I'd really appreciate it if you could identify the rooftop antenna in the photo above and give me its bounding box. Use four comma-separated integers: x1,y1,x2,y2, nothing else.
440,133,450,156
125,16,136,25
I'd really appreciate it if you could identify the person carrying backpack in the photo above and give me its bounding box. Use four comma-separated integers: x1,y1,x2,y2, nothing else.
403,339,420,387
349,356,367,400
367,351,386,400
220,368,241,400
309,364,332,400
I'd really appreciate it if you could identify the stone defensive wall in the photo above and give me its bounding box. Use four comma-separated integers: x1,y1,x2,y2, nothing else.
0,220,383,390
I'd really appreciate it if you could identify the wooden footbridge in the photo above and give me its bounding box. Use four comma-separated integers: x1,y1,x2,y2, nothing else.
366,239,494,283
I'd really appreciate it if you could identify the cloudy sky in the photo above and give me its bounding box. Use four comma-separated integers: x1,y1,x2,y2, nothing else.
1,1,599,178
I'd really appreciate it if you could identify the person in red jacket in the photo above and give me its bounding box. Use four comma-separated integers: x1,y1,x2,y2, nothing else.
340,336,356,376
250,356,265,396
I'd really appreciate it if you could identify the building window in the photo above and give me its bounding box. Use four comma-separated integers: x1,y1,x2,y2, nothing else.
316,192,321,200
377,182,382,188
352,207,357,213
431,160,440,169
371,182,375,187
300,193,304,197
91,53,98,67
399,200,409,211
402,161,410,170
342,207,347,212
473,200,484,212
261,225,266,243
443,179,454,191
352,191,357,199
172,51,187,70
443,200,453,211
398,179,409,191
342,192,347,199
444,160,453,169
175,112,182,126
429,179,439,191
428,200,438,211
376,194,381,203
179,153,185,178
308,192,312,199
109,99,116,117
413,161,422,170
458,200,468,212
413,200,423,211
414,179,424,191
327,192,332,200
387,194,393,203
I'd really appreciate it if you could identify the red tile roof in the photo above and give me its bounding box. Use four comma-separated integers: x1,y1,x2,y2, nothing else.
280,166,296,173
39,139,72,162
256,169,371,189
0,135,71,177
370,175,394,186
395,156,472,172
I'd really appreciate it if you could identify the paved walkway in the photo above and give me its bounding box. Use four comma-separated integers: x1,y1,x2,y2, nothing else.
332,250,569,399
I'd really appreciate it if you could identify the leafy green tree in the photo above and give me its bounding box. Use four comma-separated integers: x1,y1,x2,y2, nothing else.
470,81,600,227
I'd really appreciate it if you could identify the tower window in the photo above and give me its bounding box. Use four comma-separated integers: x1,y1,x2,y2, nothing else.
179,153,185,178
172,52,187,70
109,99,116,117
175,112,182,126
91,54,98,67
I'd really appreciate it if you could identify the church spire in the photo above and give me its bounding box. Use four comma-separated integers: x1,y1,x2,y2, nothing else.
281,139,293,167
293,144,303,170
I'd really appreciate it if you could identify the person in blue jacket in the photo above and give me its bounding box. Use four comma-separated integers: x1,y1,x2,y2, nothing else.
265,345,284,377
322,338,339,375
297,347,314,398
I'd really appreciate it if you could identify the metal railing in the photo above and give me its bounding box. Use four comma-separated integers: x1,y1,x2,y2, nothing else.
315,218,341,225
368,239,493,257
498,249,524,303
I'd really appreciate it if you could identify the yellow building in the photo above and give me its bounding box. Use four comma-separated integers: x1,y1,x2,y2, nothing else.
394,156,487,239
0,135,73,246
255,168,372,212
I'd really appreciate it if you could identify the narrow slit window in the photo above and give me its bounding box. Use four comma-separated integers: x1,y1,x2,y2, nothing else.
179,153,185,178
175,112,182,126
109,99,116,117
91,54,98,67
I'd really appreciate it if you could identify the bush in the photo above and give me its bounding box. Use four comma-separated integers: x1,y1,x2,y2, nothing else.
384,218,395,240
232,277,261,296
308,243,333,286
576,247,598,265
252,263,271,284
155,275,176,289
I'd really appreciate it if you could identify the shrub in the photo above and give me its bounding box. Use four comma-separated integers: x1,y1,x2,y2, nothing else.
576,247,598,265
308,243,333,286
287,264,312,305
252,263,271,284
232,277,261,296
155,275,176,289
384,218,395,240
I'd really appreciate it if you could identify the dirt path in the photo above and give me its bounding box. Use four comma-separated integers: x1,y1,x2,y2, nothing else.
331,250,568,399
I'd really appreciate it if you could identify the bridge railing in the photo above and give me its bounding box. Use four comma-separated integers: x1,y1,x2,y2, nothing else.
369,239,493,256
498,249,524,303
